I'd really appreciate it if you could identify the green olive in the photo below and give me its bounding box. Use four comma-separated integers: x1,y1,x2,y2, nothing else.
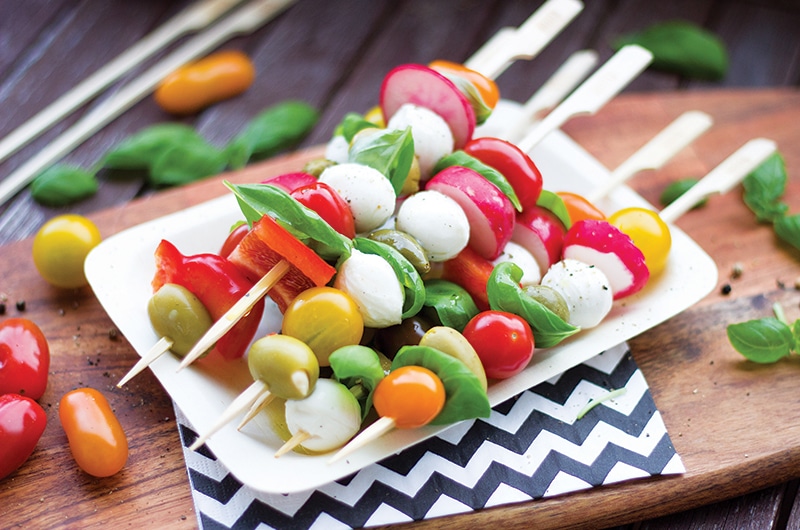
419,326,487,390
368,228,430,274
247,334,320,400
302,158,337,177
147,283,213,356
523,284,571,322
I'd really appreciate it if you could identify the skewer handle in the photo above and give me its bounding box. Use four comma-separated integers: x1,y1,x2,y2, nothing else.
660,138,777,224
328,416,397,464
116,336,173,388
189,379,270,451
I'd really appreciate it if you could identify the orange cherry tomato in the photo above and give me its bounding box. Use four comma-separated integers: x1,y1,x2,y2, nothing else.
154,50,255,115
59,388,128,477
429,60,500,109
373,365,445,429
557,191,606,224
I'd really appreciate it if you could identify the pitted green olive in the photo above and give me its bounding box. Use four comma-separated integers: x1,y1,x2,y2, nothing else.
419,326,487,390
147,283,213,356
523,284,570,322
247,334,320,400
302,158,337,177
368,228,430,274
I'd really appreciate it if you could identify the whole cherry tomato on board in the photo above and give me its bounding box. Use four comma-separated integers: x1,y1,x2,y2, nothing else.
0,393,47,481
59,387,128,478
0,318,50,400
290,181,356,239
154,50,255,115
463,136,543,211
32,214,102,289
462,310,535,379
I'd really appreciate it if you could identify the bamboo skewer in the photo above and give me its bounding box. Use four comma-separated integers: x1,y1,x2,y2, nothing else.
0,0,297,206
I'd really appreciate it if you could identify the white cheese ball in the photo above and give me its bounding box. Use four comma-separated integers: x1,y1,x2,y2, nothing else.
319,163,396,233
334,249,404,328
541,258,613,329
324,134,349,164
491,241,542,286
285,379,362,453
395,190,469,262
387,103,454,180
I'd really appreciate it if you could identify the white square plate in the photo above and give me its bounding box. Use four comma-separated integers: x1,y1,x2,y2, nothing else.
85,127,717,494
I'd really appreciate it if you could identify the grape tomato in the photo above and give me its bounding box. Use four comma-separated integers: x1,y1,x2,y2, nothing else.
0,393,47,481
0,318,50,400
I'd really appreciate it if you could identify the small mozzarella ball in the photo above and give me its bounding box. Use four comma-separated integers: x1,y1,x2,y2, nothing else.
541,258,613,329
387,103,454,179
319,163,396,233
395,190,469,262
491,241,542,286
324,135,349,164
285,379,362,453
334,249,404,328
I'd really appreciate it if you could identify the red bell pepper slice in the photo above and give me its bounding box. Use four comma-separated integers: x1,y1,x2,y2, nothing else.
152,239,264,360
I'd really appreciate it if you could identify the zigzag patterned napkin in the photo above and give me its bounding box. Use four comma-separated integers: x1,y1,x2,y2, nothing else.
176,343,683,529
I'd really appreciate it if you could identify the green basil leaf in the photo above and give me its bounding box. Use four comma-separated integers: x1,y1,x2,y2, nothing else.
149,143,228,187
793,319,800,354
392,345,491,425
614,21,728,81
329,345,385,420
422,279,479,332
225,181,352,261
439,73,493,125
30,164,98,206
348,127,414,195
225,101,318,169
434,150,522,211
659,178,707,209
742,153,789,223
337,112,379,142
537,189,571,229
774,214,800,251
487,262,580,348
102,124,207,170
726,317,794,363
354,237,425,318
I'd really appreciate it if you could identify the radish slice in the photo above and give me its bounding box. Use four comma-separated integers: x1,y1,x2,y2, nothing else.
562,219,649,300
426,165,515,261
380,64,475,149
512,205,567,273
541,258,613,329
260,171,317,193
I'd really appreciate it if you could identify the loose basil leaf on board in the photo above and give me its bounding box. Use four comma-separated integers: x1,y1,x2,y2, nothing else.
102,123,208,171
30,164,98,206
660,178,707,210
613,21,728,81
225,101,319,169
329,345,386,420
392,345,491,425
774,214,800,251
726,317,794,364
225,181,352,261
434,150,522,211
348,127,414,195
149,143,228,187
742,152,789,223
354,237,425,319
487,262,579,348
422,279,479,332
537,189,571,229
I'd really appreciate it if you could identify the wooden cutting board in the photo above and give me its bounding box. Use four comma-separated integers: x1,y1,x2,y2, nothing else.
1,89,798,529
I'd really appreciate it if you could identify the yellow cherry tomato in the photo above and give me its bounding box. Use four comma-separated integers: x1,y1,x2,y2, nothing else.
363,106,385,128
281,286,364,366
373,365,445,429
608,207,672,276
32,214,102,288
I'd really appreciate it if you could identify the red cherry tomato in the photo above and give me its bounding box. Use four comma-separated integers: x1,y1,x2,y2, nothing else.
290,181,356,239
0,318,50,400
0,393,47,480
462,310,535,379
373,365,445,429
59,387,128,478
441,246,495,311
219,222,249,258
463,137,543,211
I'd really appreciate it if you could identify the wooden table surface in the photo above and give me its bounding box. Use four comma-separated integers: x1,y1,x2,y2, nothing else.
1,1,800,529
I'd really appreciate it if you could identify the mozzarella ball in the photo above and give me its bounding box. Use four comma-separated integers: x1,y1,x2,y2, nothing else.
334,249,404,328
319,163,396,233
395,190,469,262
285,379,362,453
541,258,613,329
491,241,542,286
387,103,454,179
324,134,349,164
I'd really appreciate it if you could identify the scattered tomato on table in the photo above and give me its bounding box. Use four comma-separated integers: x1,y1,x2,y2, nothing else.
0,318,50,400
32,213,102,289
0,393,47,481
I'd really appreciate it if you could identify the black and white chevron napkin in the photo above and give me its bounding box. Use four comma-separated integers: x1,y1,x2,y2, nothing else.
176,342,682,529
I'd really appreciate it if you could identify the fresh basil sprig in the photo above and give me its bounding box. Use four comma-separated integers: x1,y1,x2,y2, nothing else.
354,237,425,318
149,143,228,187
422,279,479,332
537,189,571,229
742,152,800,251
329,345,386,420
348,127,414,195
30,164,99,206
102,123,209,171
487,262,580,348
434,150,522,211
727,303,800,363
336,112,379,142
225,181,352,261
659,178,707,210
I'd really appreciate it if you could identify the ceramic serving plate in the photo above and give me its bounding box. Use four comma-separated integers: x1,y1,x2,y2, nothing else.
85,122,718,494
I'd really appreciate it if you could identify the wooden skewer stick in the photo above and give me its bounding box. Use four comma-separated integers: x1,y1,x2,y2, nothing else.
116,337,174,388
328,416,396,464
516,44,653,154
237,391,277,430
659,138,777,224
464,0,584,80
0,0,297,207
274,430,313,458
587,110,714,203
177,259,291,371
